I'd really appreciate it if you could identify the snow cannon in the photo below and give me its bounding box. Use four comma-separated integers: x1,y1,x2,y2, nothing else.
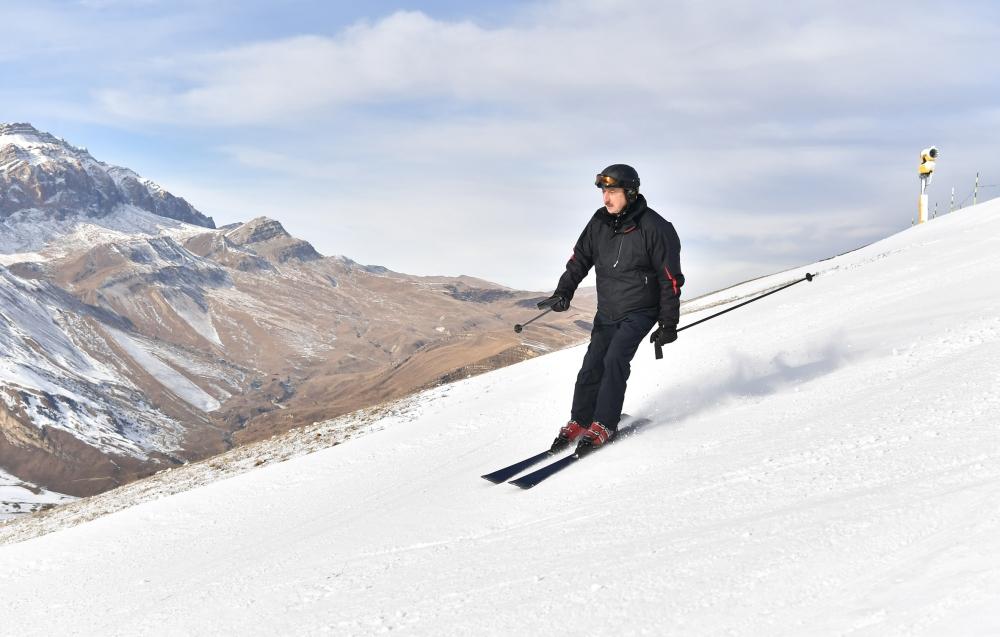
919,147,938,182
918,146,939,224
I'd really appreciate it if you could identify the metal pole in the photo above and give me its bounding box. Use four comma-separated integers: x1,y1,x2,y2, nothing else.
677,273,815,334
974,172,980,206
654,272,817,359
918,178,928,224
513,308,553,333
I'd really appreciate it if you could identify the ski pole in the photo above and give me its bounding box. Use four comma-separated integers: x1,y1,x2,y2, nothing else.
514,308,553,333
655,272,816,359
678,272,815,333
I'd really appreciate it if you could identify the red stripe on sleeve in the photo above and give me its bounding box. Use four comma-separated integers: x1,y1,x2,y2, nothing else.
663,265,679,296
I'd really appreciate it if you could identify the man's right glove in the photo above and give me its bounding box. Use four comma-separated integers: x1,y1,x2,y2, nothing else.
649,323,678,347
537,294,569,312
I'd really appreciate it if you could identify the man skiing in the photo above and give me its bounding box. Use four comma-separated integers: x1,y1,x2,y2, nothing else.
539,164,684,455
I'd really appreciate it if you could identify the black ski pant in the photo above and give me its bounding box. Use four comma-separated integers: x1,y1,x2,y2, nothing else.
570,309,658,431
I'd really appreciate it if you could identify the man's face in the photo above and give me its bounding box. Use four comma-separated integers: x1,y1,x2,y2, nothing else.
602,187,628,215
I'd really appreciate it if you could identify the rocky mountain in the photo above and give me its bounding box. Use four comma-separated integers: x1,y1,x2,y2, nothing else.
0,123,213,230
0,124,595,510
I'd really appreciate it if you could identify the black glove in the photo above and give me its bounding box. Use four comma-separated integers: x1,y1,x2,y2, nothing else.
537,294,569,312
649,323,678,347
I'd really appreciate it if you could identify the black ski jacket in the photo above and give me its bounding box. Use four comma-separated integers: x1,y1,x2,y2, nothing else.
555,194,684,326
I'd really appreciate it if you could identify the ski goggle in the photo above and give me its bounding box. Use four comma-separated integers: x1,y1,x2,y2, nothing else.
595,174,623,189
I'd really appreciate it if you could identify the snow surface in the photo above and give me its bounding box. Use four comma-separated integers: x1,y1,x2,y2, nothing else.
0,469,74,520
106,328,221,412
161,288,223,346
1,201,999,635
0,205,211,262
0,131,64,167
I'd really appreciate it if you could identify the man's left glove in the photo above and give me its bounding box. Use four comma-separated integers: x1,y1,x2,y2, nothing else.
537,294,569,312
650,323,678,347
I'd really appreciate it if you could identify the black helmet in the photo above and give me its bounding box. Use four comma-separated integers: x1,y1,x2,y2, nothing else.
595,164,640,193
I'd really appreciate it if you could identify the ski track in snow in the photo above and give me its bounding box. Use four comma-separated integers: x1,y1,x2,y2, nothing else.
1,202,1000,634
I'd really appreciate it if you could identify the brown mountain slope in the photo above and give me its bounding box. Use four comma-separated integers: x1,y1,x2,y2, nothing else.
2,215,595,497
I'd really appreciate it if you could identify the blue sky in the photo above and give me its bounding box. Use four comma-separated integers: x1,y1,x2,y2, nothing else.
4,0,1000,296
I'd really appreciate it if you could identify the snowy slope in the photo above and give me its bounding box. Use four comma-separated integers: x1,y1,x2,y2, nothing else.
0,469,73,518
0,204,212,264
1,201,999,635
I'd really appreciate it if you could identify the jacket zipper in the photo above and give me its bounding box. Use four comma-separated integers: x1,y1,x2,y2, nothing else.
612,235,625,268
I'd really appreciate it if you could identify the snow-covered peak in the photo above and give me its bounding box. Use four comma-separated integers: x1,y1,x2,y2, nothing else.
0,122,63,146
0,122,92,169
0,122,56,141
1,123,215,245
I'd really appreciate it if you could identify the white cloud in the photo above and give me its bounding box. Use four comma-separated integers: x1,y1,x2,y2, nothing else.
92,4,992,125
22,0,1000,294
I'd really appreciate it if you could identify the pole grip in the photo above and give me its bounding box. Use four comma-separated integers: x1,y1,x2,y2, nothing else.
654,342,663,360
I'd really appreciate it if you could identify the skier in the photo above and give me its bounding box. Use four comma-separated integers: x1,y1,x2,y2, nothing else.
539,164,684,454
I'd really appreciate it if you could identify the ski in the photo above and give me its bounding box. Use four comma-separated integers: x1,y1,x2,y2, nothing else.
509,417,651,489
481,450,559,484
508,453,579,488
482,414,635,484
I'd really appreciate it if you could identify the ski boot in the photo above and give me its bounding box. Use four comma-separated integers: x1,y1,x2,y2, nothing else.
550,420,587,453
575,421,615,457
